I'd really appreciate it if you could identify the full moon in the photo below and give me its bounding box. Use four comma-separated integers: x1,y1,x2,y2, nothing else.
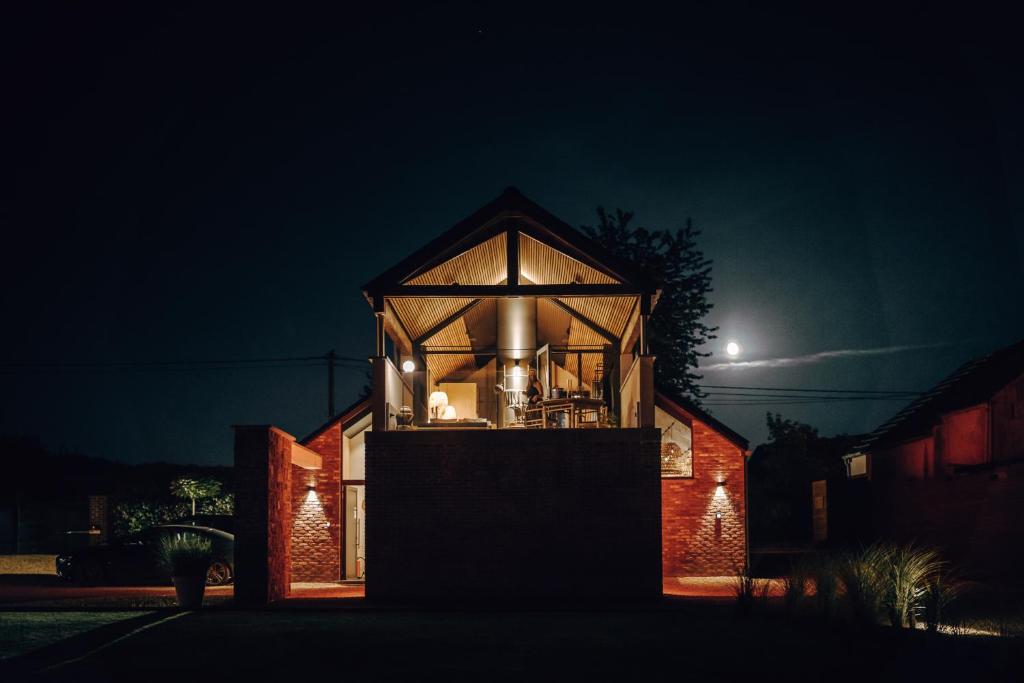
725,341,741,357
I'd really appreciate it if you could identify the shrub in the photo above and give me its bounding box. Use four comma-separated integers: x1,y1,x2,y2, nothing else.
781,561,811,617
882,543,942,629
809,555,841,620
838,545,889,627
921,569,964,633
160,532,213,578
733,567,757,616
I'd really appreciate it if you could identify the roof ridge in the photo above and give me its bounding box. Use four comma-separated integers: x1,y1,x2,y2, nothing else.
858,339,1024,452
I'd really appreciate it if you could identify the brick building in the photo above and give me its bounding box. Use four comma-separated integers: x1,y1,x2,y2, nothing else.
844,338,1024,578
234,188,749,603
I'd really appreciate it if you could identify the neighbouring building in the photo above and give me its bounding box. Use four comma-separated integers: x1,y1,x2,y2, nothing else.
234,187,749,603
844,338,1024,578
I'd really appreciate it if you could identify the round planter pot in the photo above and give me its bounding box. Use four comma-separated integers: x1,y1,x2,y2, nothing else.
172,575,207,609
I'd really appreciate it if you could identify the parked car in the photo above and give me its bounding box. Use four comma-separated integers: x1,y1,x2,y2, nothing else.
56,524,234,586
171,514,234,534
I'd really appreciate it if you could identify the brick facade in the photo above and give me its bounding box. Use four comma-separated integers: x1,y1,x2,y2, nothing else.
661,413,748,577
291,422,342,583
233,426,292,604
87,495,109,543
365,428,663,602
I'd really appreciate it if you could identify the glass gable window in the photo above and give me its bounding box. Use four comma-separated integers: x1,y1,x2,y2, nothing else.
661,441,693,477
658,410,693,478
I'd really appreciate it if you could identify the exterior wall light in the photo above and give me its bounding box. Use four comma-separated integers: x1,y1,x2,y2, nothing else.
401,359,415,373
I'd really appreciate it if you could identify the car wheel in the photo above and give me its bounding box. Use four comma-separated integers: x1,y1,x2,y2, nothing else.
75,560,105,586
206,559,232,586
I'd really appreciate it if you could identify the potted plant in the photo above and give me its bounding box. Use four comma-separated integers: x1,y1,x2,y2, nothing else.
160,532,213,609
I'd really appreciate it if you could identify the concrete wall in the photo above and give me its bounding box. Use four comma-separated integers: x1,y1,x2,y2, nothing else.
365,428,662,602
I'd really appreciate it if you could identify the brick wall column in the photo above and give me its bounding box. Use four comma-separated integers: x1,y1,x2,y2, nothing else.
233,425,293,604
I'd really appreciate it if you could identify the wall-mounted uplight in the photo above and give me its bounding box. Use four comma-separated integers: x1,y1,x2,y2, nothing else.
715,512,722,520
401,359,416,373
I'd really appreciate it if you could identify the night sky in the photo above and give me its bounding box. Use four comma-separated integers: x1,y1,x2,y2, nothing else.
3,4,1022,465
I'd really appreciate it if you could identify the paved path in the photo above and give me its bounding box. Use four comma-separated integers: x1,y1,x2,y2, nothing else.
0,577,780,607
0,581,233,608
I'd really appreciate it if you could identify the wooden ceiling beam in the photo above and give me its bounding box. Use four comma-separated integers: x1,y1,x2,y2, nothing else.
378,284,642,298
546,298,618,343
412,298,483,345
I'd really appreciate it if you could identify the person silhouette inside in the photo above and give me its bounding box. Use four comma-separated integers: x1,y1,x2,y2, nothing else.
526,368,544,406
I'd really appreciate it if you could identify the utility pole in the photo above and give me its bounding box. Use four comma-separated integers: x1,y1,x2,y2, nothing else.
327,349,336,417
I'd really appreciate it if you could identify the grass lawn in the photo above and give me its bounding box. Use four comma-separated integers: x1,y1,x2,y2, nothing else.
0,611,147,660
0,555,57,575
14,602,1023,682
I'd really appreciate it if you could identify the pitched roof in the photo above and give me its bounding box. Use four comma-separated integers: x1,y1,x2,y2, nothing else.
858,338,1024,453
299,397,371,445
361,186,659,296
656,387,750,451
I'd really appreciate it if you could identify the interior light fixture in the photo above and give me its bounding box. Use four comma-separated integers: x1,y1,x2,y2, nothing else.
428,390,449,420
401,359,415,373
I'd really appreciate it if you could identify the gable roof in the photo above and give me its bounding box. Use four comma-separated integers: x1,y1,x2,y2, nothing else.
656,387,750,452
361,186,659,297
858,338,1024,453
299,397,371,445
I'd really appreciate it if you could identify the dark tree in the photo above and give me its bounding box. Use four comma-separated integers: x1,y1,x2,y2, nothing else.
582,208,716,401
748,413,859,547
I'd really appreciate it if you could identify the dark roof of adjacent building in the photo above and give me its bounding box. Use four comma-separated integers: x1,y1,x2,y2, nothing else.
656,387,750,452
299,396,371,445
858,338,1024,453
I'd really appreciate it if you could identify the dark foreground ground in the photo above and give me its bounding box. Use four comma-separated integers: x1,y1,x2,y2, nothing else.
2,599,1021,683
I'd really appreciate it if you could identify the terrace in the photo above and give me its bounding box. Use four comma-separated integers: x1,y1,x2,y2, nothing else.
363,187,660,432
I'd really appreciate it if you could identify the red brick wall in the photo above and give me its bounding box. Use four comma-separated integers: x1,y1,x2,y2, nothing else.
233,426,292,604
662,417,747,576
365,428,663,602
291,424,342,583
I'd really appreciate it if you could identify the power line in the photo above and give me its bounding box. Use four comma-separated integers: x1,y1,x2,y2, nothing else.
702,391,916,400
698,384,924,395
703,396,914,407
0,354,367,369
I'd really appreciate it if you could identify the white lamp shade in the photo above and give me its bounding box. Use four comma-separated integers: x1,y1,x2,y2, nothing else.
442,405,457,420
